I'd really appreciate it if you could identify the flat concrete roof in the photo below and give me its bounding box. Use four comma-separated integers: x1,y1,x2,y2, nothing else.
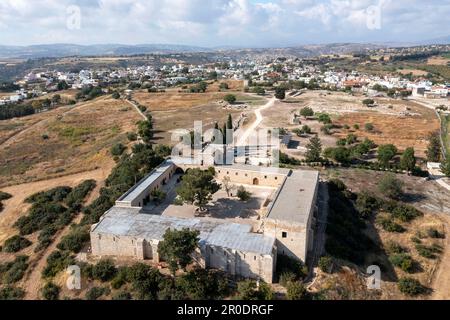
266,170,319,225
216,163,291,175
92,207,275,256
118,160,175,203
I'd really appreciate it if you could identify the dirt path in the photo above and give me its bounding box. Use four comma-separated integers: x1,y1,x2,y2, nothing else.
0,162,113,244
431,214,450,300
22,214,84,300
235,96,276,147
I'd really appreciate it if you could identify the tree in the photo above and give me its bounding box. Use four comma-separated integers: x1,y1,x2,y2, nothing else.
362,98,375,106
378,173,404,199
377,144,397,166
158,228,200,275
111,143,126,157
41,282,60,300
237,186,251,201
305,136,322,162
426,131,442,162
275,87,286,100
317,113,331,124
112,91,120,99
227,114,233,130
57,81,69,91
222,176,234,197
441,157,450,177
127,263,162,300
299,107,314,118
237,280,274,300
176,168,220,211
400,147,416,171
177,268,229,300
137,115,153,144
318,256,333,273
92,259,117,282
224,94,236,105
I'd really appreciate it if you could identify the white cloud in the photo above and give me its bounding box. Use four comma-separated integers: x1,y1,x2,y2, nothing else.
0,0,448,46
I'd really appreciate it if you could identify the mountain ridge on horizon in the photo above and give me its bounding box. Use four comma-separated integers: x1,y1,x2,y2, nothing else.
0,36,449,59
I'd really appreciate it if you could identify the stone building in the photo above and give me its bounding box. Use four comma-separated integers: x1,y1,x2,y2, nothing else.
90,159,319,283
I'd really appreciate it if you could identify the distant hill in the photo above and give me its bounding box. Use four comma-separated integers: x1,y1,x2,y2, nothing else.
0,40,448,60
0,43,212,59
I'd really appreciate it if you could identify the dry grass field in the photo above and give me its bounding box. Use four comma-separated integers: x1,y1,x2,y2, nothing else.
133,88,264,145
334,100,439,157
262,91,439,158
427,56,450,66
323,168,450,299
0,97,141,187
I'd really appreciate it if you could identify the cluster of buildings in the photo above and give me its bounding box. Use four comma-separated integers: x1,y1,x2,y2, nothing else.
90,158,319,283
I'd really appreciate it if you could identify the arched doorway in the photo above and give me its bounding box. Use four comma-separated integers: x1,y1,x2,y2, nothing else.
253,178,259,185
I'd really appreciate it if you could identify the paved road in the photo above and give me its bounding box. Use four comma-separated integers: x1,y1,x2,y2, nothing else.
306,181,329,282
235,96,276,147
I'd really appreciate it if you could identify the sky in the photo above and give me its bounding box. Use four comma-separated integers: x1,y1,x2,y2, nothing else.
0,0,449,47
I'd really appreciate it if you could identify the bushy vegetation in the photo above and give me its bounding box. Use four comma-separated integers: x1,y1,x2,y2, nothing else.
64,180,97,210
237,186,251,201
2,235,32,253
56,226,90,253
389,253,414,273
0,255,29,285
325,180,374,264
286,281,309,300
41,282,60,300
42,250,74,279
376,215,405,233
86,286,110,300
158,228,200,275
398,277,426,296
0,104,35,120
236,280,274,300
276,254,308,282
81,143,168,226
318,256,333,273
0,286,25,300
378,173,404,199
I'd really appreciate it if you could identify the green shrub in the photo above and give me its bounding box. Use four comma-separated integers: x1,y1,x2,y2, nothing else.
377,216,405,233
398,278,426,296
385,241,407,255
426,228,445,239
56,227,90,253
41,282,60,300
86,286,109,300
237,280,274,300
127,132,137,141
42,250,74,279
276,254,307,280
279,272,297,287
0,286,25,300
64,180,96,209
391,205,422,222
111,143,126,157
0,255,29,284
2,235,32,253
112,291,132,300
318,256,333,273
415,244,442,259
389,253,414,273
92,259,117,282
237,186,251,201
286,281,309,300
176,268,230,300
0,191,12,201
